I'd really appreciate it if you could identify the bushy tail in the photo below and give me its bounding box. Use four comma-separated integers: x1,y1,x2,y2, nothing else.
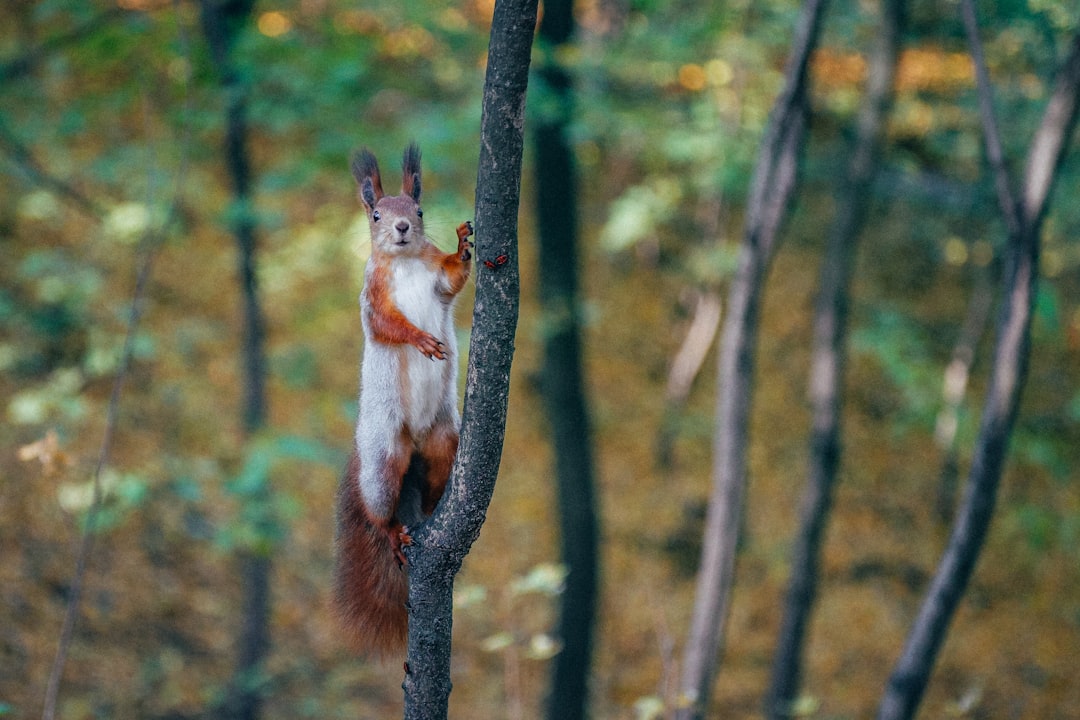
333,450,409,655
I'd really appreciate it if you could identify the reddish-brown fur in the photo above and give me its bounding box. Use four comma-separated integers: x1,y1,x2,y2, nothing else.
333,225,471,654
333,449,410,654
363,256,448,359
416,424,458,515
439,222,475,298
334,144,472,655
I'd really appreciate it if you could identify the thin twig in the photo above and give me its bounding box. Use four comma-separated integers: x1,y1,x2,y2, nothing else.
0,115,105,218
40,5,194,716
40,232,160,720
0,8,129,83
959,0,1021,234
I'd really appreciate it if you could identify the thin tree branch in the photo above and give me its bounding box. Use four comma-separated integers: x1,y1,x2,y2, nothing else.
0,8,142,217
675,0,827,716
665,291,724,406
877,13,1080,720
959,0,1021,235
1021,32,1080,226
534,2,601,717
766,0,904,715
934,263,995,524
197,3,273,718
401,0,538,717
0,8,130,83
0,114,105,218
40,234,159,720
39,8,196,716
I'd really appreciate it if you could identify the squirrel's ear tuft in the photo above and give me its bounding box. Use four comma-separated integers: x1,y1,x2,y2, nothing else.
402,143,422,203
351,148,383,209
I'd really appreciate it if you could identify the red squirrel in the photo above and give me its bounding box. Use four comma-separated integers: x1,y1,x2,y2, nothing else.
334,144,473,654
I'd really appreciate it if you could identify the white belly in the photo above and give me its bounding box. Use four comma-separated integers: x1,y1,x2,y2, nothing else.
391,258,455,434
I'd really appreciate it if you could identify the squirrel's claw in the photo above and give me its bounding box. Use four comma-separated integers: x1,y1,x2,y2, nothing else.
388,524,412,569
392,526,413,568
456,221,474,261
416,334,447,360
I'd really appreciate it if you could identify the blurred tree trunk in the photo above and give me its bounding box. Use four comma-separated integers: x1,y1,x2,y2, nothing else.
675,0,826,717
765,1,904,716
877,13,1080,720
401,0,537,717
656,290,722,469
933,265,994,525
533,2,601,719
198,2,270,719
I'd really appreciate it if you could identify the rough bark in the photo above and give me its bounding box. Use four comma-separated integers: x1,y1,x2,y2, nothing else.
534,1,601,718
674,0,827,717
876,18,1080,720
765,1,904,716
401,1,538,718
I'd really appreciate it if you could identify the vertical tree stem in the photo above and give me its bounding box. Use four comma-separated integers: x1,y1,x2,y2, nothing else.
877,14,1080,720
766,1,904,715
534,1,601,717
676,0,827,717
402,1,538,717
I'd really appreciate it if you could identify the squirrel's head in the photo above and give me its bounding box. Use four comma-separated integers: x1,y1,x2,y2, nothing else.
351,143,425,255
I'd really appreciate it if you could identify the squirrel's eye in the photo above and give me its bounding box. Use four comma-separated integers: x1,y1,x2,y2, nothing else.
372,210,381,222
417,208,423,218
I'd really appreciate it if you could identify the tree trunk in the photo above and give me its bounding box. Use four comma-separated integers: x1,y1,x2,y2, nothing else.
401,1,538,717
877,16,1080,720
934,266,994,525
198,3,271,719
765,1,904,716
533,2,601,719
675,1,826,717
657,290,723,470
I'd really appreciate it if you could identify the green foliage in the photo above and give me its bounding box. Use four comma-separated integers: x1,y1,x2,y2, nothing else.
1004,501,1080,557
459,562,569,671
218,434,342,555
851,306,940,430
1,0,1079,717
74,471,151,534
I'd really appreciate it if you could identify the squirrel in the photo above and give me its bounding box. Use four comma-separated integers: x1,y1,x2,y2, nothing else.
333,143,474,654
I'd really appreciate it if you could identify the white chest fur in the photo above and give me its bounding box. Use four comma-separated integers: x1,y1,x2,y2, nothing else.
391,258,454,433
391,258,445,331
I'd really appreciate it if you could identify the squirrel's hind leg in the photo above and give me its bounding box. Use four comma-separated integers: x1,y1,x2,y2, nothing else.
416,423,458,516
359,426,414,566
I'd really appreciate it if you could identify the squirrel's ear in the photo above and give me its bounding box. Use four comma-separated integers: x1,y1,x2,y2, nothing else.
402,143,422,203
351,149,383,210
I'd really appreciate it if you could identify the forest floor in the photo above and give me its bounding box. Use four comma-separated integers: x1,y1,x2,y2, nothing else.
2,209,1078,720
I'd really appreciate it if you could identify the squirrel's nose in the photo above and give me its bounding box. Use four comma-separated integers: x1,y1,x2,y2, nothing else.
395,220,410,234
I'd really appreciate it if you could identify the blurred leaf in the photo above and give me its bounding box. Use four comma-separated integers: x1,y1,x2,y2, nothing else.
633,696,665,720
272,344,319,389
1033,285,1061,335
453,584,488,610
852,307,938,427
525,633,561,660
509,562,567,597
480,632,515,653
600,178,682,252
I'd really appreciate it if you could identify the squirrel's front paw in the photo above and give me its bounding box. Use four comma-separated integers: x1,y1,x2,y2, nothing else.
391,526,412,568
456,221,474,261
415,333,447,360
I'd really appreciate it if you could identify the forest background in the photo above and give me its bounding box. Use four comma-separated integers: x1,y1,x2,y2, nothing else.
1,0,1079,718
